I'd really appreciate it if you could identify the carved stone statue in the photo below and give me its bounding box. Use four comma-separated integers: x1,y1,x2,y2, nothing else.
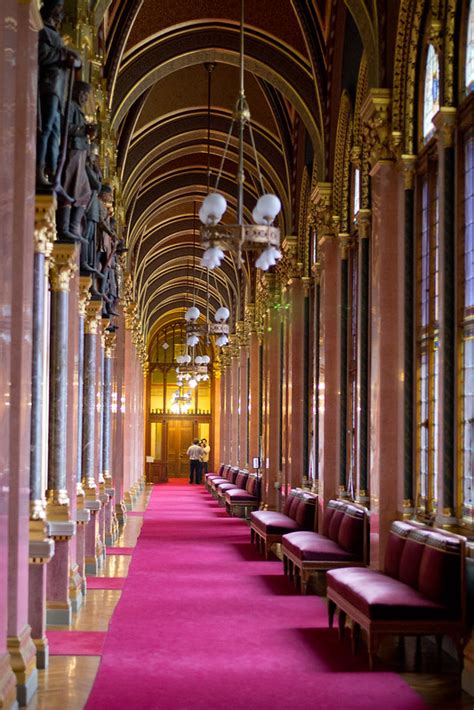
82,143,103,275
56,81,95,245
37,0,80,187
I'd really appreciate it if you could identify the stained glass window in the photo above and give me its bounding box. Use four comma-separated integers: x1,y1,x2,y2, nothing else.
466,1,474,93
423,44,440,140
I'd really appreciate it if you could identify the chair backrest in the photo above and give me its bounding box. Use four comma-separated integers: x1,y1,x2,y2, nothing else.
235,471,249,488
228,467,240,483
291,492,317,530
245,476,258,496
336,503,368,561
384,521,466,619
323,500,347,540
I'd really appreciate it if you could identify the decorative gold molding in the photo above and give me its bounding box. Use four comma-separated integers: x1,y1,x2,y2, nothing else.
34,193,56,255
400,154,417,190
356,209,372,239
104,331,117,358
7,625,36,692
338,233,351,260
49,243,78,292
278,235,302,287
78,276,92,317
310,182,335,240
84,300,103,334
361,88,394,166
433,106,457,148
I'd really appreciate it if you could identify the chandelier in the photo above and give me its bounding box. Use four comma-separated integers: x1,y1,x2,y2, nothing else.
170,387,192,414
176,353,210,389
199,0,282,271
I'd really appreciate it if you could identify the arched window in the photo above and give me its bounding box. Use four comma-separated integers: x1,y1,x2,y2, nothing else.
423,44,440,140
466,0,474,92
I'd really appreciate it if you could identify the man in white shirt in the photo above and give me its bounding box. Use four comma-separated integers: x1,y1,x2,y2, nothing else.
200,439,211,475
187,439,203,484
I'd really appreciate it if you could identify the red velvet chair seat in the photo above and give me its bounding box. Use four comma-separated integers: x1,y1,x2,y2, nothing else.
250,511,301,536
282,531,359,562
225,488,258,502
327,567,449,621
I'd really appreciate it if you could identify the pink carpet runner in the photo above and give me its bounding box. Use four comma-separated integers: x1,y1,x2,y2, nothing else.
86,485,427,709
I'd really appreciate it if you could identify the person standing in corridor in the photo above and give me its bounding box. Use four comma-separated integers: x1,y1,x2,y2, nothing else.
187,439,203,484
200,439,210,476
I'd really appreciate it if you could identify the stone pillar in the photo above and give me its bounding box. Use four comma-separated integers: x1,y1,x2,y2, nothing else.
312,184,340,523
83,300,103,575
75,279,91,595
28,197,56,670
356,210,371,505
400,158,416,515
210,364,221,471
433,108,457,526
45,243,78,626
338,234,350,496
102,331,117,546
262,275,282,509
237,322,249,468
230,337,240,466
287,268,305,490
224,355,232,464
248,324,261,465
311,261,321,493
361,91,405,567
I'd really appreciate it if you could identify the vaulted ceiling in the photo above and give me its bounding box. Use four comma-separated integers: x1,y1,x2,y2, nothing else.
102,0,376,342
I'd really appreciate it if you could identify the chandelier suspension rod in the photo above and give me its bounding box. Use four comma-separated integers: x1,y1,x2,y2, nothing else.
237,0,245,225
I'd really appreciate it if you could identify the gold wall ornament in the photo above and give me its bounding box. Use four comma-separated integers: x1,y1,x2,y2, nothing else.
103,331,117,358
84,300,103,334
297,167,310,270
433,106,457,148
277,235,301,287
78,276,92,317
312,261,322,285
34,193,57,255
49,242,78,292
356,209,372,239
302,275,313,296
310,182,334,239
444,0,456,107
333,92,353,233
338,233,351,260
361,88,394,166
401,154,417,190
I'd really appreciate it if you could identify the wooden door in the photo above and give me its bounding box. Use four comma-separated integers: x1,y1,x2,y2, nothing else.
167,420,194,476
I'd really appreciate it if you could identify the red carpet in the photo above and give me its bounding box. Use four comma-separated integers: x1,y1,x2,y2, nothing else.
86,577,126,590
86,485,427,709
105,547,135,555
48,631,105,656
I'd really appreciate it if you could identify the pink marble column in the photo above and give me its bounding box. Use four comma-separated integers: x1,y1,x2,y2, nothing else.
247,329,261,465
317,237,341,527
210,366,221,471
281,292,290,494
368,161,404,568
224,361,232,463
111,313,127,528
262,281,282,510
238,341,249,468
287,278,305,491
230,345,240,467
3,1,40,703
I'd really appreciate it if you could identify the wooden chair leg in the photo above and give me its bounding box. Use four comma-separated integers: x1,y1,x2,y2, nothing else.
338,610,347,640
327,599,336,628
368,634,377,671
283,555,288,575
351,623,361,654
250,528,255,544
301,572,309,595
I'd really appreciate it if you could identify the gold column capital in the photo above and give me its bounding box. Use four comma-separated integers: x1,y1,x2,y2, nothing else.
356,208,372,239
338,233,351,259
78,276,92,317
302,275,313,296
34,193,57,255
103,331,117,358
311,260,322,285
84,300,103,334
433,107,457,148
49,243,78,292
400,154,417,190
310,182,335,240
361,88,394,166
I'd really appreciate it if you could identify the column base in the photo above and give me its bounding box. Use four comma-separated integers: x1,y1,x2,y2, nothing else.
0,652,18,710
46,601,72,627
123,490,133,511
32,637,48,671
7,625,37,706
116,501,127,527
69,564,84,613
